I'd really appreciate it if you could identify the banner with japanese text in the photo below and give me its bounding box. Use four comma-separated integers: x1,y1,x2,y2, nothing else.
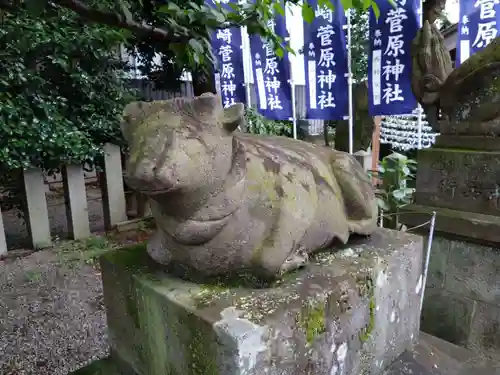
207,0,246,107
249,5,293,120
368,0,420,116
457,0,500,66
303,0,349,120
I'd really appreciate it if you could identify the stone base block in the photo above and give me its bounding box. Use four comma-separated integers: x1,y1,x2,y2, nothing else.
415,147,500,217
434,135,500,151
400,204,500,244
84,229,424,375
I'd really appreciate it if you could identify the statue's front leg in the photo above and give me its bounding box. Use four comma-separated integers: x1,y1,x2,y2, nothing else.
255,243,310,280
147,229,173,266
278,246,309,276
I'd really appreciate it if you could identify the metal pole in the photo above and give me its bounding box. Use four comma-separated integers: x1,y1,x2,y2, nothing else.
291,81,297,139
420,211,437,312
416,1,424,149
243,26,252,109
285,34,298,140
416,106,423,149
346,9,354,154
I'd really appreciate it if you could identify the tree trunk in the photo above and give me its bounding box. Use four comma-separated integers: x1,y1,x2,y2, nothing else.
192,67,216,96
323,121,330,146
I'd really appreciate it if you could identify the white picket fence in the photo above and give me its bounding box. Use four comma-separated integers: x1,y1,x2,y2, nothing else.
0,144,139,255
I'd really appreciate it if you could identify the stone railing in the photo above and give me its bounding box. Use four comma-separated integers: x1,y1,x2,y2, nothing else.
0,144,147,255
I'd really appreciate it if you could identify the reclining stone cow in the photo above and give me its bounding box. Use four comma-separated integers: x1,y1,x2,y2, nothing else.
121,93,378,280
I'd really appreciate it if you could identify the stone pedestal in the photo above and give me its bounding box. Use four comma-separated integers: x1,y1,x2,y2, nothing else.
401,141,500,359
72,229,424,375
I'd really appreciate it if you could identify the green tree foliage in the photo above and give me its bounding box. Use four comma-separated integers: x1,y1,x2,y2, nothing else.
0,0,388,94
350,9,369,81
0,5,133,171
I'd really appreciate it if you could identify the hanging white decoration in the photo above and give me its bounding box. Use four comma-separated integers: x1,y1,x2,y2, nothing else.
380,109,439,151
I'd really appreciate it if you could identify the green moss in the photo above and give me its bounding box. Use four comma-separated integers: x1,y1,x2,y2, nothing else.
191,283,231,308
298,301,327,344
184,311,220,375
359,294,376,343
102,242,149,269
357,276,376,343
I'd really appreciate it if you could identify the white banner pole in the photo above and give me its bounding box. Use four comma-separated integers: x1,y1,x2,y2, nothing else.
417,1,424,149
346,9,354,154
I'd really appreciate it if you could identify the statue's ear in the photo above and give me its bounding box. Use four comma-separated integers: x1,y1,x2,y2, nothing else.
222,103,245,134
121,101,150,143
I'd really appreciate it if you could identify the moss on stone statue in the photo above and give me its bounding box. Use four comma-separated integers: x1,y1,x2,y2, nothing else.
298,300,327,344
356,275,376,343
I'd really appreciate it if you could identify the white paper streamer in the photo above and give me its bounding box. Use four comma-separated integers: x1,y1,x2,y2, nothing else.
380,110,439,151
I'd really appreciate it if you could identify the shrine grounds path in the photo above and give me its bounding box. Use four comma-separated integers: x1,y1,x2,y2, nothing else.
0,186,150,375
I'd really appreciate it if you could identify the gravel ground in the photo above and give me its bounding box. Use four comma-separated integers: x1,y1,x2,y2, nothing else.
0,250,108,375
0,185,141,375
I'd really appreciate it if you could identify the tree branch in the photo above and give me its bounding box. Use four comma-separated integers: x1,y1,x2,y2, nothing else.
52,0,185,43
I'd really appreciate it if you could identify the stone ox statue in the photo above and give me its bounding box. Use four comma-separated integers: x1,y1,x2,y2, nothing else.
121,93,377,280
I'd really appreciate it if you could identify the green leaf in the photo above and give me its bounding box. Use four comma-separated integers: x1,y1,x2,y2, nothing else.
376,197,390,211
340,0,354,10
188,38,204,55
302,2,315,24
273,3,286,16
371,1,380,19
275,47,284,58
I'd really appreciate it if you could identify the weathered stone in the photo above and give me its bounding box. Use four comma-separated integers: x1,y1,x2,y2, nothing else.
120,93,377,280
424,236,449,290
468,301,500,358
444,240,500,306
420,289,474,347
434,135,500,151
97,229,423,375
73,332,500,375
415,148,500,217
411,0,500,136
382,332,500,375
400,204,500,244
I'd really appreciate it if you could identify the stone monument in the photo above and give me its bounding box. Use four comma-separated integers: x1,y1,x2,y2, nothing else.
403,0,500,357
71,94,426,375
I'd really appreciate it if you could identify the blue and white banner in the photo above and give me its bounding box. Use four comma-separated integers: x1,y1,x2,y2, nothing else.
457,0,500,66
303,0,349,120
368,0,420,116
207,0,246,107
249,6,293,120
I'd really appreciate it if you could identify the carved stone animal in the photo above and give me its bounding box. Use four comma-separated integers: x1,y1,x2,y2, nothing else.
121,93,378,280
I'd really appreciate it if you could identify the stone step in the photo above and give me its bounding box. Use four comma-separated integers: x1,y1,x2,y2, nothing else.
383,332,500,375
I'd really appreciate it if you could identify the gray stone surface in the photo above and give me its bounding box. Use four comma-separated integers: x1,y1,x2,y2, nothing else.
72,332,500,375
98,229,423,375
415,148,500,217
420,289,474,347
444,239,500,306
468,301,500,357
434,135,500,151
383,332,500,375
402,206,500,359
401,204,500,247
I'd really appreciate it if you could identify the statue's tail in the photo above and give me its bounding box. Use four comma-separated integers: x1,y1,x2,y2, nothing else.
330,152,378,235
